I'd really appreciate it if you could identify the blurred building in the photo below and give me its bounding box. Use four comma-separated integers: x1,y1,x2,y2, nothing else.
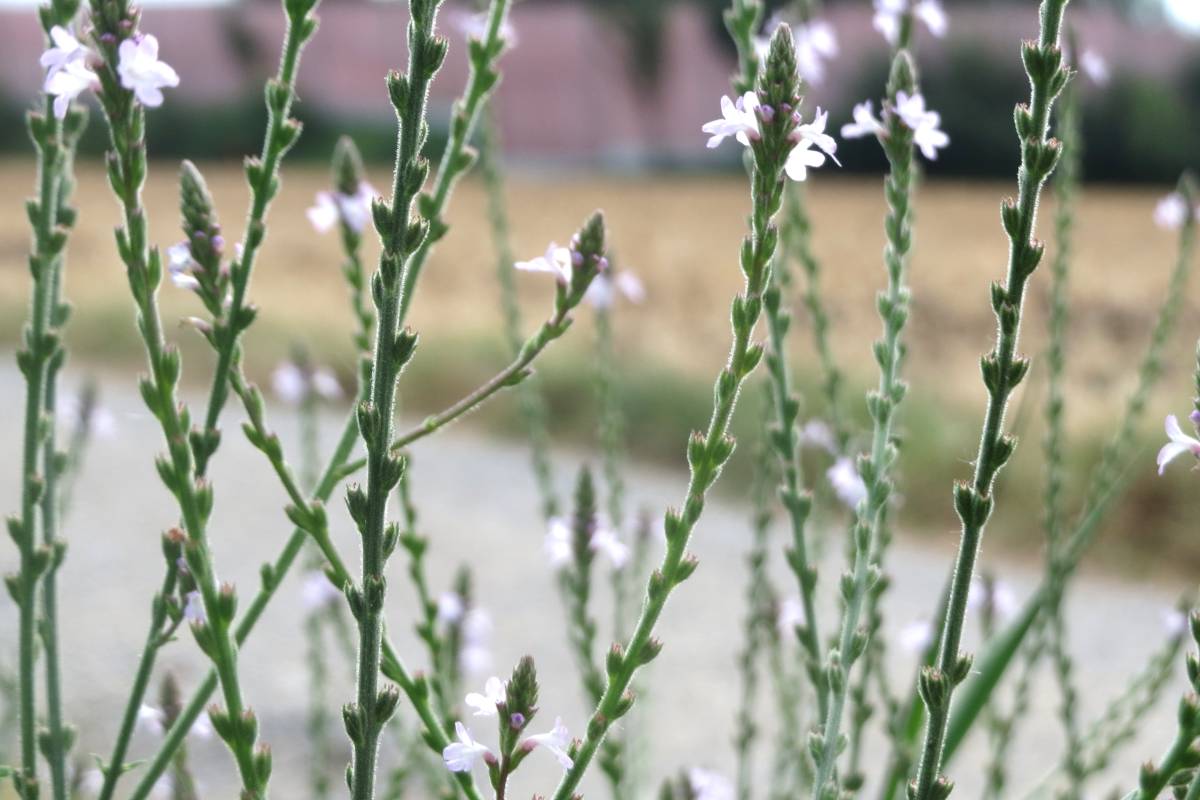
1,1,1195,169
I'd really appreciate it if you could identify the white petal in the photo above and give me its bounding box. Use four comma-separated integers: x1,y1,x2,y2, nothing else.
1157,441,1192,475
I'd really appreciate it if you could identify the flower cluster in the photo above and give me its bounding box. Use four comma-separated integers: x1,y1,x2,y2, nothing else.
544,514,629,569
873,0,947,46
702,90,839,182
41,27,178,119
841,91,949,161
306,182,377,234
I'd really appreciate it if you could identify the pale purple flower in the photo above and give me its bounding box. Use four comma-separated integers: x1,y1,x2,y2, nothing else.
117,34,179,108
1157,414,1200,475
312,368,343,400
899,619,934,653
1079,49,1110,86
136,704,166,735
800,420,837,455
796,107,840,165
443,721,494,772
271,361,307,405
460,608,493,676
1163,607,1189,638
701,92,761,149
307,182,376,234
784,140,827,182
44,59,98,120
544,516,629,569
453,9,516,46
544,517,573,567
753,17,839,85
827,456,867,509
41,26,90,79
464,676,506,717
166,242,200,291
874,0,947,45
522,717,574,769
515,242,573,284
592,524,630,569
840,100,887,140
301,570,341,611
1155,193,1189,230
687,768,735,800
183,590,205,624
894,91,949,160
81,769,105,796
57,392,117,439
585,270,646,309
967,578,1018,621
777,595,806,637
437,591,465,624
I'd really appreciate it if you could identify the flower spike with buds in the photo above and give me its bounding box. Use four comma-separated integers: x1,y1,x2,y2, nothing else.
841,90,949,161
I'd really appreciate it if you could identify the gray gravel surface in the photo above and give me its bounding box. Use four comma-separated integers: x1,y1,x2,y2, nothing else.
0,359,1190,799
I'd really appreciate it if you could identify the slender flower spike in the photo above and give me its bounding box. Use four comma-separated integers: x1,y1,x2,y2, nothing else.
827,456,868,509
701,92,761,149
1155,192,1190,230
1157,414,1200,475
44,60,99,120
874,0,947,45
842,92,948,161
463,676,506,717
442,721,494,772
117,34,180,108
515,242,574,284
522,717,574,769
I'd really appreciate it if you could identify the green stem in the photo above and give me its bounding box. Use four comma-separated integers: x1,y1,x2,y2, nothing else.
910,3,1071,796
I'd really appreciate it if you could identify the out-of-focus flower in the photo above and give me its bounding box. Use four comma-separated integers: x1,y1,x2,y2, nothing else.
585,270,645,309
899,619,934,653
41,26,90,79
166,242,200,291
183,591,205,624
464,676,506,717
515,242,574,284
1079,49,1110,86
840,100,887,140
842,92,948,161
874,0,947,46
117,34,179,108
136,704,166,735
702,92,761,149
544,516,629,569
688,768,735,800
754,17,839,84
437,591,465,624
778,595,806,637
800,420,838,455
301,570,341,611
1163,607,1189,637
453,9,516,46
1154,192,1190,230
967,577,1018,621
307,182,376,234
45,59,98,120
1157,414,1200,475
311,368,343,400
271,362,306,405
443,721,494,772
522,717,574,769
461,607,493,676
827,457,867,509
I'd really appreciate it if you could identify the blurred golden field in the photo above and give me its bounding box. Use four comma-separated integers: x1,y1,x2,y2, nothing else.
0,158,1196,571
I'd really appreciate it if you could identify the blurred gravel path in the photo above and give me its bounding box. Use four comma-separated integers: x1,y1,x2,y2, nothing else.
0,359,1190,799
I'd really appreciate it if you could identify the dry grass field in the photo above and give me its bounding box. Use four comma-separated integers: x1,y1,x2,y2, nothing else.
0,158,1196,570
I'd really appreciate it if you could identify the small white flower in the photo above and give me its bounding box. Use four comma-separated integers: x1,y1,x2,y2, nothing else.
117,34,179,108
777,595,806,637
453,10,517,46
899,619,934,653
190,712,214,740
784,140,826,182
442,721,494,772
271,361,307,405
544,516,629,569
874,0,947,45
840,100,887,140
307,183,376,234
585,270,645,309
967,578,1018,621
1079,49,1110,86
796,106,840,165
515,242,574,284
183,590,205,624
461,644,492,676
800,420,837,454
301,571,341,611
1155,192,1189,230
795,21,838,85
312,368,343,400
41,26,90,79
136,704,166,735
306,192,339,234
461,608,493,676
464,676,506,717
80,768,105,796
44,59,99,121
687,768,734,800
592,524,630,569
1163,607,1189,637
437,591,465,624
701,92,761,149
544,516,573,568
165,242,200,290
827,456,867,509
1157,414,1200,475
894,91,949,160
522,717,574,770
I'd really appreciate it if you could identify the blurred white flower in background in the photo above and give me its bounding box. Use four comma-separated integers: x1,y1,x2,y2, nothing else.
753,15,839,85
307,182,376,234
460,607,493,676
967,577,1018,621
515,242,574,284
1154,192,1192,230
688,768,735,800
874,0,947,46
585,270,645,309
452,9,517,46
301,570,341,611
827,456,868,509
899,619,934,653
